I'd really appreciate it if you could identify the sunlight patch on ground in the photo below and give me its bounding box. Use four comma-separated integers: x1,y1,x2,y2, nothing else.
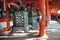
46,29,60,32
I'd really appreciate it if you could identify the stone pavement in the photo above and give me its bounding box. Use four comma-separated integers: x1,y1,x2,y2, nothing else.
46,21,60,40
0,21,60,40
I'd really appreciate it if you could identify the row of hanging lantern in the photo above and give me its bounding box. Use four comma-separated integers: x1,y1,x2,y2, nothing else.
9,0,42,31
18,4,42,31
16,2,42,31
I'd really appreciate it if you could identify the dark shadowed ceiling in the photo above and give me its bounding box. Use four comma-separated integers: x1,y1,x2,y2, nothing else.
49,0,60,9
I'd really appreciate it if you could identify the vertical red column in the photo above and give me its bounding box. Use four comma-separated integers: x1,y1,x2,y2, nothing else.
39,0,46,37
6,0,9,17
3,0,10,31
45,0,50,27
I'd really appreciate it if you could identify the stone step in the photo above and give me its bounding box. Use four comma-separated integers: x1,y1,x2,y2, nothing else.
0,34,48,40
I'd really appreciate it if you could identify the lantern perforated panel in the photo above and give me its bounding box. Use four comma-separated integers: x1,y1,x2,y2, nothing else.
15,11,24,27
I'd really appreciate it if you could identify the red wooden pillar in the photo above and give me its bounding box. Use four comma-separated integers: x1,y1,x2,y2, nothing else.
45,0,50,27
3,0,10,31
39,0,46,36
